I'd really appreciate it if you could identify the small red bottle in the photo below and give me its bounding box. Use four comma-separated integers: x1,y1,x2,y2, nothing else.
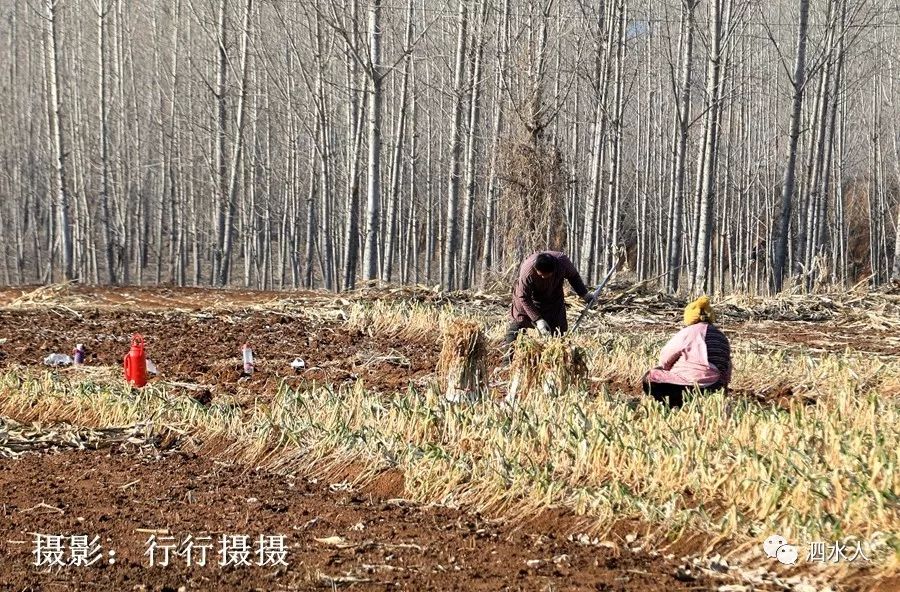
123,334,148,387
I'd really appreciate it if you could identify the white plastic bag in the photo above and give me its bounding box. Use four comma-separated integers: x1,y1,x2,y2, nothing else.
43,353,73,367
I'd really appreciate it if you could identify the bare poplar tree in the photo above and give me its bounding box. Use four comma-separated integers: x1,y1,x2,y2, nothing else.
580,1,614,283
459,0,489,289
479,0,510,287
43,0,73,280
362,0,383,282
381,0,414,284
219,0,254,285
665,0,697,294
772,0,810,293
442,0,469,290
0,0,895,293
689,0,736,294
212,0,229,286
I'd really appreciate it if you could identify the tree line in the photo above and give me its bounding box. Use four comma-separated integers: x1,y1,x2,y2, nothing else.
1,0,899,294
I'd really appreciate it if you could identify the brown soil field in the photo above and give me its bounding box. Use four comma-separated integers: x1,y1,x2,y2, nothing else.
0,445,718,592
0,307,439,398
0,285,896,591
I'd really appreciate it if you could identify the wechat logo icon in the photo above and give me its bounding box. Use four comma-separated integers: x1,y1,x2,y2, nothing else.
763,534,799,565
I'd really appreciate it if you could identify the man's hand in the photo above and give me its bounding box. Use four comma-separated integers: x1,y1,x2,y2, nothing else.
536,319,551,336
581,292,593,305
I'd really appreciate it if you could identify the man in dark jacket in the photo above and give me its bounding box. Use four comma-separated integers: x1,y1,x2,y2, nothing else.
505,251,591,344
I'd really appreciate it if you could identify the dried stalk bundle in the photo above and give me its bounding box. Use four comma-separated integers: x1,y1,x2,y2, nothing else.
539,339,588,396
508,334,588,403
507,333,545,403
437,320,487,403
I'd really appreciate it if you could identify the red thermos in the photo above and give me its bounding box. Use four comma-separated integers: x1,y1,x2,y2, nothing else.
123,334,148,387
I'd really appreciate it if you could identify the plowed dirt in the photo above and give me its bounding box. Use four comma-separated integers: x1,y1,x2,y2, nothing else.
0,286,894,590
0,445,713,591
0,307,439,398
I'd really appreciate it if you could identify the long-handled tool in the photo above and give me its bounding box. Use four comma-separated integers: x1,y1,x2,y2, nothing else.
571,262,618,333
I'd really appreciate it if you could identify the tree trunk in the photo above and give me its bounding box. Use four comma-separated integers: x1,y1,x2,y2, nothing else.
312,15,335,290
213,0,228,284
95,0,117,283
218,0,253,286
441,0,470,290
44,0,73,280
459,0,488,289
362,0,384,283
666,0,697,294
381,0,414,284
479,0,509,286
772,0,810,293
603,1,626,272
690,0,728,294
580,2,614,283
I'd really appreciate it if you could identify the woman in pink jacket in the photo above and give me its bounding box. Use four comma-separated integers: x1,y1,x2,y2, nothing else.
642,295,732,408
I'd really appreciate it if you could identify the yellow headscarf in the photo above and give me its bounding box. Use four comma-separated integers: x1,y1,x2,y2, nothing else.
684,295,716,326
